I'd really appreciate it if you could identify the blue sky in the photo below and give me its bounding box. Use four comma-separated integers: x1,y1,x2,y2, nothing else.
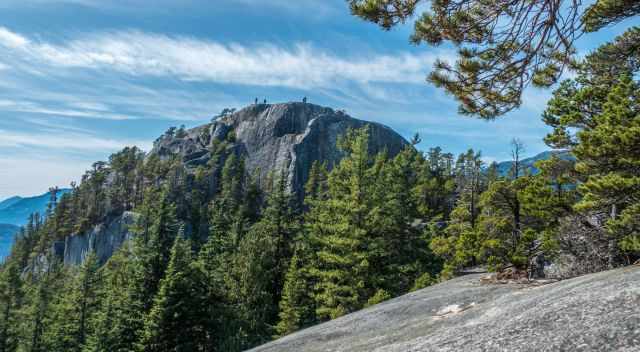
0,0,637,200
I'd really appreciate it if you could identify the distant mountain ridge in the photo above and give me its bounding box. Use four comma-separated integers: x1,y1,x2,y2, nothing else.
0,224,20,260
0,189,70,227
0,189,70,260
0,196,22,211
496,150,573,177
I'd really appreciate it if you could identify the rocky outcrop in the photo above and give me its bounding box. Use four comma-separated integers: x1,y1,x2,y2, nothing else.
47,103,406,267
21,240,66,275
250,266,640,352
151,103,408,198
63,211,139,266
543,213,618,279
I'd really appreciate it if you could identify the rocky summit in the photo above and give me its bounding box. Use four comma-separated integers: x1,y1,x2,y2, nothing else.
49,102,408,267
151,102,408,199
250,266,640,352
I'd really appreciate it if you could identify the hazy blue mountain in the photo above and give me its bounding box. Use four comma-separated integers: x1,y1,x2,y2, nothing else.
0,189,70,260
0,224,20,260
495,150,573,177
0,196,22,211
0,189,71,226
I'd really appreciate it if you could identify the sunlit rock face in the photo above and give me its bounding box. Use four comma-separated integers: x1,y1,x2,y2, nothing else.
250,266,640,352
63,211,139,266
56,103,408,267
151,102,408,199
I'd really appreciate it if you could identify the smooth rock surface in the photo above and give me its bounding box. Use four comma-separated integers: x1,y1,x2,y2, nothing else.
151,102,408,198
250,266,640,352
64,211,139,265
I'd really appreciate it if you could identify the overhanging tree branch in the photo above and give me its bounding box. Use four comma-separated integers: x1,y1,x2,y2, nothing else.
348,0,640,119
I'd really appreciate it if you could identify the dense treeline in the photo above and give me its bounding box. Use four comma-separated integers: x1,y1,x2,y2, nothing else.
0,30,639,352
0,126,456,351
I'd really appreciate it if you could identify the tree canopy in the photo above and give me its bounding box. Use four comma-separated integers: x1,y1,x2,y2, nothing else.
348,0,640,118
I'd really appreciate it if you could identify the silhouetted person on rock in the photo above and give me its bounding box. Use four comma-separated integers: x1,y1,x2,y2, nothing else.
264,99,267,104
254,97,258,105
303,97,307,103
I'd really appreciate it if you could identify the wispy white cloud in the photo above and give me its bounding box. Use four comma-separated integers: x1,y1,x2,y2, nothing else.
0,27,29,48
0,128,151,151
22,117,96,134
0,27,442,90
67,101,110,111
0,99,130,120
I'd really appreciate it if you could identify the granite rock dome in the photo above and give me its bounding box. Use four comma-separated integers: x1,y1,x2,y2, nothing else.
151,102,408,198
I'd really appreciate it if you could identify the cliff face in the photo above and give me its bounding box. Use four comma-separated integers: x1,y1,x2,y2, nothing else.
151,102,408,198
250,266,640,352
56,103,407,266
63,212,139,266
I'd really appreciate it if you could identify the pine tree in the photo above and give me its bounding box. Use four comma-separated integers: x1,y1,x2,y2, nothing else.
304,161,329,206
520,155,579,258
430,198,479,278
218,170,291,348
572,76,640,263
258,171,299,302
195,236,231,351
195,153,260,351
108,146,144,215
142,235,208,352
225,226,278,349
11,215,41,274
486,162,500,184
85,247,145,352
476,177,535,271
543,34,640,264
45,253,101,352
381,145,440,293
51,194,74,241
75,253,100,348
134,189,180,311
275,163,329,337
474,140,530,271
308,127,375,320
414,147,456,220
23,257,63,352
0,262,23,352
275,243,316,337
430,149,485,277
209,153,247,261
189,166,210,250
